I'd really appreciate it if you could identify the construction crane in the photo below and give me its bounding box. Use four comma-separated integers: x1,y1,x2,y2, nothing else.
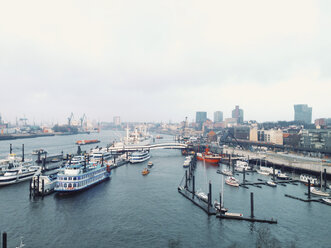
80,114,86,128
67,112,74,126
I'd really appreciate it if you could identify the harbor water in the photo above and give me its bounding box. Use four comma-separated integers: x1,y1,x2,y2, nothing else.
0,131,330,247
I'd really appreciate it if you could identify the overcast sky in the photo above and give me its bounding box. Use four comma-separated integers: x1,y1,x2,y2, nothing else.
0,0,330,124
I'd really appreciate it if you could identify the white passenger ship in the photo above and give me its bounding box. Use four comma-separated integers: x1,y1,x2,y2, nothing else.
130,150,150,163
55,158,111,194
0,162,41,186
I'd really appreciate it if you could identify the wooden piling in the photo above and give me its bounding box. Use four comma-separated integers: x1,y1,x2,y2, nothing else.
308,179,311,199
192,175,195,199
250,192,254,218
22,144,24,162
185,170,188,189
42,179,45,197
243,168,246,182
2,232,7,248
10,144,12,154
324,169,327,191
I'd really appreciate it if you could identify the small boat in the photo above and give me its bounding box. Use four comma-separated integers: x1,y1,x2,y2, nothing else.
76,139,100,145
224,212,243,217
196,191,208,202
147,161,153,168
214,200,228,213
235,160,252,172
32,149,47,155
222,169,233,176
256,169,270,176
277,172,290,180
321,198,331,205
266,180,277,187
225,176,239,187
141,168,150,175
311,187,330,197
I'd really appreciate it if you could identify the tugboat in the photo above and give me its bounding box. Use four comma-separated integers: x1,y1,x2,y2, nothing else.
141,168,150,175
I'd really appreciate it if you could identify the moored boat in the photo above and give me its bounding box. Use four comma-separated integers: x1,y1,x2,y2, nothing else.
277,172,290,180
321,198,331,205
256,169,270,176
32,149,47,155
214,200,228,213
55,160,111,194
130,150,150,163
225,176,239,187
235,160,252,172
266,180,277,187
0,162,41,186
311,187,330,197
196,147,221,164
196,191,208,202
221,169,233,176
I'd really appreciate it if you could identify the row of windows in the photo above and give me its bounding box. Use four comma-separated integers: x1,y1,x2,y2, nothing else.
57,174,106,188
58,169,104,181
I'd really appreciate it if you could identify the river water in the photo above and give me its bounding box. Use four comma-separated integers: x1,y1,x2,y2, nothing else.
0,130,330,247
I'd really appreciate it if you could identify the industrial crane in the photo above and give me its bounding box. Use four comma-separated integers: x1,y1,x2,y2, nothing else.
67,112,74,126
80,114,86,128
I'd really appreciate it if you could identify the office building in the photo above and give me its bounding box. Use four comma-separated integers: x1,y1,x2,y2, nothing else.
232,105,244,124
294,104,312,124
196,112,207,123
214,111,223,123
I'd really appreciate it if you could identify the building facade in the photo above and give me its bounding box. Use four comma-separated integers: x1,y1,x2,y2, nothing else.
300,129,331,151
232,105,244,124
214,111,223,123
294,104,312,124
196,112,207,123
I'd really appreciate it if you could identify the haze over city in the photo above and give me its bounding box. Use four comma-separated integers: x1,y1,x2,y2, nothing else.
1,0,330,123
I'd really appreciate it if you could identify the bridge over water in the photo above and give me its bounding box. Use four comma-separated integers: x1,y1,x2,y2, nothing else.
107,142,188,153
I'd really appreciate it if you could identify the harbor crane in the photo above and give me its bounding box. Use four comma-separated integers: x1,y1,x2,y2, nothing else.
67,112,74,126
80,114,86,128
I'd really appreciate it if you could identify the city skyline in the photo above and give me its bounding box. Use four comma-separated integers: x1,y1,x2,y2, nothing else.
1,1,330,123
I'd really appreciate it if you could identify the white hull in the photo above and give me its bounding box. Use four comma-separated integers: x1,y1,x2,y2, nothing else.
0,169,41,186
257,170,270,176
311,188,330,197
130,154,151,163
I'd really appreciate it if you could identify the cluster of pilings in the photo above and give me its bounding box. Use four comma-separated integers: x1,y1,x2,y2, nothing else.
178,154,216,215
30,175,46,198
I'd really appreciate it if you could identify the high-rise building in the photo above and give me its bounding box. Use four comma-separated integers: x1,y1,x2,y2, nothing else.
113,116,121,126
232,105,244,124
214,111,223,123
294,104,312,124
196,111,207,123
